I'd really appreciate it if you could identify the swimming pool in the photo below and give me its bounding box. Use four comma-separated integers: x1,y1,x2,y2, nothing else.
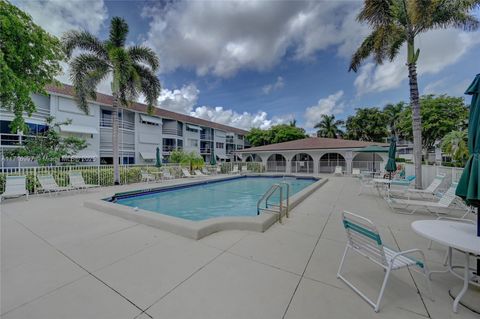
111,176,316,221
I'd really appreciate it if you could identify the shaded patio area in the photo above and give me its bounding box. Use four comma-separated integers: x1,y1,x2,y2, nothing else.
0,176,477,318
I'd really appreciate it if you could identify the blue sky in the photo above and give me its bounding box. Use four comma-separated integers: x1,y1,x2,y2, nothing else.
14,0,480,132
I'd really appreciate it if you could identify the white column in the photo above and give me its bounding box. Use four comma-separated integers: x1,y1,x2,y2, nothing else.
345,151,353,175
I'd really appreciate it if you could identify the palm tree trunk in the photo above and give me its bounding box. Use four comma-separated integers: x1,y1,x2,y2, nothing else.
112,94,120,185
408,62,423,189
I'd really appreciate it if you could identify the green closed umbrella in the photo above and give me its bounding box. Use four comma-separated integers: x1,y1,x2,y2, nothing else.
455,74,480,237
384,137,397,180
155,147,161,167
356,145,389,176
210,148,216,166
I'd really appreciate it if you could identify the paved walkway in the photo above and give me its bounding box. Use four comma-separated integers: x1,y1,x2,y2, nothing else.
0,176,477,318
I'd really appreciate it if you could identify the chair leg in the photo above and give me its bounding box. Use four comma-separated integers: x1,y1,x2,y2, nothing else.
374,266,392,312
337,245,349,278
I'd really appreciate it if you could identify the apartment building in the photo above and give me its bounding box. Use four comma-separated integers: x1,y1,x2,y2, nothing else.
0,84,249,167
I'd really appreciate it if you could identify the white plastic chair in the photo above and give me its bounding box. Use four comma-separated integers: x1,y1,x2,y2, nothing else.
201,167,211,175
37,175,72,195
352,168,361,177
334,166,343,176
141,171,156,183
385,183,465,216
404,175,445,199
231,165,239,174
337,211,432,312
358,174,375,195
241,165,250,174
216,166,222,174
69,172,99,191
162,169,175,180
181,168,194,178
1,176,28,201
194,169,207,177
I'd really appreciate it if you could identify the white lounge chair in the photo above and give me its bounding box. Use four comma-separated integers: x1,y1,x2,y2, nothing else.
337,211,432,312
216,166,222,174
352,168,361,177
1,176,28,201
201,167,211,175
141,171,156,183
161,169,175,180
385,183,465,216
37,175,72,195
334,166,343,176
69,172,99,191
231,165,239,174
181,168,194,178
194,169,207,177
403,175,445,199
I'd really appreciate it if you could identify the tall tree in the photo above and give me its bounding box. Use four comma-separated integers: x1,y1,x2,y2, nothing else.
383,102,406,139
345,107,388,142
397,94,469,160
314,114,344,138
246,124,307,147
349,0,479,188
63,17,161,184
0,0,63,133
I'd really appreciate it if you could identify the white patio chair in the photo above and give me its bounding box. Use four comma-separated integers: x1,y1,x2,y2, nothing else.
201,167,211,175
194,169,207,177
231,165,239,174
385,183,465,216
181,168,194,178
337,211,432,312
404,175,445,199
334,166,343,176
1,175,28,201
161,169,175,180
352,168,361,177
141,171,156,183
69,172,99,191
37,175,72,195
216,166,222,174
358,174,375,195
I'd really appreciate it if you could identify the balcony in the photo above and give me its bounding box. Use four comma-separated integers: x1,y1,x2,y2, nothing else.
162,128,183,136
0,133,38,147
200,148,212,154
162,145,183,153
200,133,213,141
226,137,234,144
100,118,135,131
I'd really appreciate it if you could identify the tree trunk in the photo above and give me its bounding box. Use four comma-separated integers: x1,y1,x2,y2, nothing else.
112,94,120,185
408,62,423,189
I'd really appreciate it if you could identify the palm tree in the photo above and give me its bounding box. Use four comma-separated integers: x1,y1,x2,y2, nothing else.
63,17,161,184
349,0,479,189
383,102,405,139
441,130,469,165
314,114,344,138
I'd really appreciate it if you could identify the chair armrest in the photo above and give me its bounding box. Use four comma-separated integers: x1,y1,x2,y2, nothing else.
391,248,427,268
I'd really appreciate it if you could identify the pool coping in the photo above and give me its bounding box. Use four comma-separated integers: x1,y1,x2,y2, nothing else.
84,174,328,239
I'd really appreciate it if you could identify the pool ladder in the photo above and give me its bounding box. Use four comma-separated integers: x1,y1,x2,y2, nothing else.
257,182,290,223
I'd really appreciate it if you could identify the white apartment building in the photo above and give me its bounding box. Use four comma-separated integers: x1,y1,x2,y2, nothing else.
0,84,249,167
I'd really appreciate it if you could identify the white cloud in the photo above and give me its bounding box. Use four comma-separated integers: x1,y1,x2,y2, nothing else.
354,29,480,95
303,91,345,129
13,0,108,37
143,1,364,77
156,83,291,130
262,76,285,94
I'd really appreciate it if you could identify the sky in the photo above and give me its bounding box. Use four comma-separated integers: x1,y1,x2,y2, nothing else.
13,0,480,133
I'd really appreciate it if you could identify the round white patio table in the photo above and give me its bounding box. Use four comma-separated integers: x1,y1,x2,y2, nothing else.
411,220,480,313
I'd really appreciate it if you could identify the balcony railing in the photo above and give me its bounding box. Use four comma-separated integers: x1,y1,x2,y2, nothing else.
200,148,212,154
162,128,183,136
0,134,39,147
162,145,183,153
100,118,135,130
226,137,234,144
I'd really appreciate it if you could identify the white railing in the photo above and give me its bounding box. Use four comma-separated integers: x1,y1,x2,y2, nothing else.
162,128,183,136
100,118,135,130
219,162,264,174
0,133,40,147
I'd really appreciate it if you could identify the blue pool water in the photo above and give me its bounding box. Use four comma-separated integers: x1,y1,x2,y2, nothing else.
113,176,317,221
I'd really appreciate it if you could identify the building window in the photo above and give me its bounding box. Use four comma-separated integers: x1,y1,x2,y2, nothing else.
186,126,198,132
188,139,198,147
216,142,224,149
140,119,159,126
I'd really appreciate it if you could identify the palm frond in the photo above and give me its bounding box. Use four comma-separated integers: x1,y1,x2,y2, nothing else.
109,17,129,48
133,63,161,114
69,54,110,113
62,30,107,59
349,31,377,72
358,0,394,25
128,46,160,71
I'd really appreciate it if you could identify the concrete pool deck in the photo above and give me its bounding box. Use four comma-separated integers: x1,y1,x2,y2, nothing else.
1,175,478,318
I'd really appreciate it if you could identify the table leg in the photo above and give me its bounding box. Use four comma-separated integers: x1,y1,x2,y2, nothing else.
453,252,470,313
429,247,452,278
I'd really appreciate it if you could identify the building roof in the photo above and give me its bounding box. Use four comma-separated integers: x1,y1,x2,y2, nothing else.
237,137,387,152
46,83,248,135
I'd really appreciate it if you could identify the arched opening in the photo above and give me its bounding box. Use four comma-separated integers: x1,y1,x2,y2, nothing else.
291,153,314,173
352,153,384,173
266,154,286,172
319,153,346,173
245,154,262,162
